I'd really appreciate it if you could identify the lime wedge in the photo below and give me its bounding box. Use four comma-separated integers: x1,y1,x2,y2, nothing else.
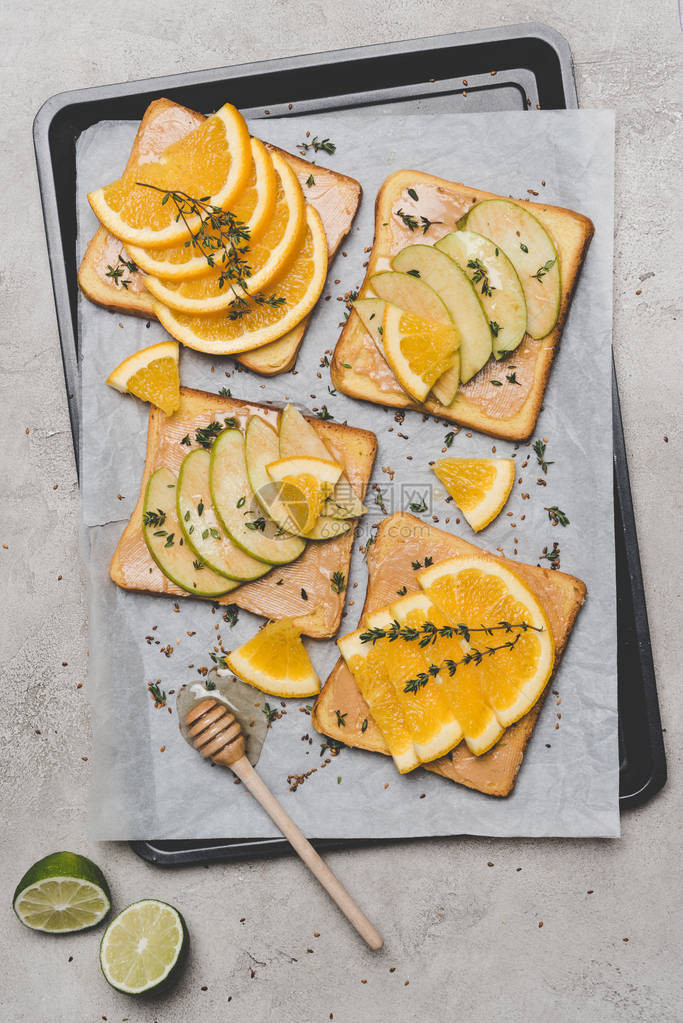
13,851,111,933
100,900,189,995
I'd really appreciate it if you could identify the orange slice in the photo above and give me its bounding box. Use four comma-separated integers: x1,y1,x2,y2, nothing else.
389,591,502,757
225,619,320,698
363,606,461,764
337,630,419,774
151,205,327,355
88,103,252,247
433,458,515,531
417,555,555,747
106,340,179,415
382,303,460,402
266,456,343,536
126,138,277,280
142,152,306,309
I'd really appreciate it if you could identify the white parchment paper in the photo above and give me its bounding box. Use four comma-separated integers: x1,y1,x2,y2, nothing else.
77,109,619,839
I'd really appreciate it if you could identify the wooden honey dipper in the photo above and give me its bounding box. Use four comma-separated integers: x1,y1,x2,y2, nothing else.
186,698,383,950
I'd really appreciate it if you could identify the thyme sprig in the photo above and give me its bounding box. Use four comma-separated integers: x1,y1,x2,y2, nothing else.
105,253,138,290
143,508,166,528
297,136,336,155
402,631,527,694
395,208,442,234
539,543,561,568
134,183,285,318
359,618,541,647
467,258,495,297
195,417,238,448
545,505,570,527
330,571,346,595
263,702,279,725
531,258,556,283
147,682,167,706
533,439,554,474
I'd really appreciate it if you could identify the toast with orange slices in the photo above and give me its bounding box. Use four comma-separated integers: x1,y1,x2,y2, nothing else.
79,98,362,375
312,512,586,795
110,388,376,639
331,170,594,441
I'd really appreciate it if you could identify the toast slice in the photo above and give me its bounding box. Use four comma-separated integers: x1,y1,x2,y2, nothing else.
78,98,362,375
331,170,594,440
110,387,377,638
312,512,586,794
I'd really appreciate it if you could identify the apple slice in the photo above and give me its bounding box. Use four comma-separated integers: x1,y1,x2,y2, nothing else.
462,199,560,339
245,414,301,536
177,449,270,581
143,467,237,597
430,355,460,406
390,246,492,382
368,270,452,324
210,428,306,566
436,230,527,359
353,297,386,348
278,404,366,519
306,517,351,541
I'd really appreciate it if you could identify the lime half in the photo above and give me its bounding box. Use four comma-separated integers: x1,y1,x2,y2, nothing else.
100,900,189,995
13,851,111,933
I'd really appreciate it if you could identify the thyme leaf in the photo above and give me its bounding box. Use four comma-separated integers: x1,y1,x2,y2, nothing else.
467,258,495,297
533,439,554,474
105,253,139,290
195,421,223,449
224,605,239,628
147,682,167,706
143,508,166,528
545,505,570,527
531,258,556,283
330,571,346,595
297,136,336,155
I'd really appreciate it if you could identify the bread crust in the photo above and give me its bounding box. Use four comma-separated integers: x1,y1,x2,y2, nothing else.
78,98,362,375
331,169,594,440
312,511,586,795
110,387,377,638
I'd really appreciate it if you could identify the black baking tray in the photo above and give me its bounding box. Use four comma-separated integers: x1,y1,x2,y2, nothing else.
33,24,665,866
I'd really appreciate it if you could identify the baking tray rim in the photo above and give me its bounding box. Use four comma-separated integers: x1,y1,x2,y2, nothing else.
30,26,665,862
33,21,577,129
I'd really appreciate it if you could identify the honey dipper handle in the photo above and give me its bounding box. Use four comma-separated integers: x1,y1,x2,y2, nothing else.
230,755,383,950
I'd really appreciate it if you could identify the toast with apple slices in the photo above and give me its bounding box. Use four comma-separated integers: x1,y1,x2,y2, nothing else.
78,98,362,375
110,388,377,638
331,170,594,441
312,512,586,795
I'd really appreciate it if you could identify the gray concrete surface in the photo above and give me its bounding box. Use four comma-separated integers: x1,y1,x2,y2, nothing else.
1,2,681,1020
